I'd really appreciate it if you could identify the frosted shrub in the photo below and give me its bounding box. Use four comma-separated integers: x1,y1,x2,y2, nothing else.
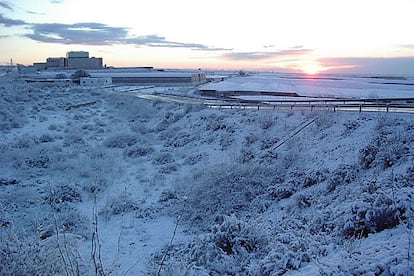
259,148,279,164
343,120,360,134
259,115,274,130
155,111,183,131
15,154,51,169
183,153,204,165
359,145,378,169
303,169,329,188
184,165,278,226
101,193,140,218
219,133,234,149
63,133,84,147
327,165,359,192
0,232,84,275
124,145,154,158
377,142,407,169
103,133,137,148
366,194,404,233
159,163,178,174
243,132,258,146
238,148,255,164
158,215,267,275
341,195,404,239
260,245,311,275
43,184,82,210
39,133,55,143
260,136,279,150
13,134,38,149
166,131,196,147
153,152,175,165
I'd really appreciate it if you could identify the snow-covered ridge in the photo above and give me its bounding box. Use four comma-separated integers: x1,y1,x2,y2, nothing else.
0,74,413,275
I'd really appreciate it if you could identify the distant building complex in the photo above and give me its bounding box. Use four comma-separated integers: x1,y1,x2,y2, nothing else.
30,50,207,85
34,51,103,70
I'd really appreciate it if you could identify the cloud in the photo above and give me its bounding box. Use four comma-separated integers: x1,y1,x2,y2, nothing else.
320,56,414,74
22,21,224,50
0,13,26,26
25,22,129,45
0,11,225,50
399,44,414,50
0,1,13,11
223,47,312,61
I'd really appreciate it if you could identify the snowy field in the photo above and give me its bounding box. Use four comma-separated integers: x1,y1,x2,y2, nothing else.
203,73,414,99
1,72,414,275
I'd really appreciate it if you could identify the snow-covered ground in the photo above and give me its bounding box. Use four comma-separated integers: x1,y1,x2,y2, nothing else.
1,72,414,275
202,73,414,99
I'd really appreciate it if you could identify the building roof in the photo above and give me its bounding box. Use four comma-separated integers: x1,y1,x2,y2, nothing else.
91,72,203,78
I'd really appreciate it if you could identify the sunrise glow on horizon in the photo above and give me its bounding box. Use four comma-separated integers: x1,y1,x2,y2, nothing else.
1,0,414,74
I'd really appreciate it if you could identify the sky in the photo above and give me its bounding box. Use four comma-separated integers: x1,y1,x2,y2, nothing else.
1,0,414,74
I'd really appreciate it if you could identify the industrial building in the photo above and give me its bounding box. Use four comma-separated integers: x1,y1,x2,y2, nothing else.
91,71,206,84
33,51,103,70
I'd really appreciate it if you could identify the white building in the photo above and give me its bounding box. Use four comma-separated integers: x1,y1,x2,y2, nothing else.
80,77,112,87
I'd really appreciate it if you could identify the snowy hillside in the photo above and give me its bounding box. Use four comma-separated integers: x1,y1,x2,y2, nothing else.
1,74,414,275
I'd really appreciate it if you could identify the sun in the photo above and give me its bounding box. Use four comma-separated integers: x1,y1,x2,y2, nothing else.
300,62,325,75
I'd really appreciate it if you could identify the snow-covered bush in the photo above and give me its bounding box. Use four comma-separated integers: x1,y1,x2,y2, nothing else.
219,133,234,149
155,215,267,275
14,154,51,169
103,133,138,148
155,111,184,131
166,131,196,147
182,164,279,227
63,133,84,147
183,153,205,165
0,231,84,275
259,114,274,130
238,148,255,164
12,134,39,149
258,149,279,165
341,194,404,239
39,133,55,143
342,120,360,135
259,232,311,275
260,136,279,150
101,192,140,218
153,152,175,165
326,165,359,192
303,169,328,188
243,132,258,146
43,183,82,211
159,164,178,174
124,145,154,158
359,145,378,169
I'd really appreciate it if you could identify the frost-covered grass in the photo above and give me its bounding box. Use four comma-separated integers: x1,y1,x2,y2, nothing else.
0,75,413,275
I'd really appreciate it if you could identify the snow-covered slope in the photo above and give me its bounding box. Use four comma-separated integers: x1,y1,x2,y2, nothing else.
1,75,413,275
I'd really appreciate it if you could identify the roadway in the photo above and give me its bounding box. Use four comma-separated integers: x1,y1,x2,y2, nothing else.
110,86,414,114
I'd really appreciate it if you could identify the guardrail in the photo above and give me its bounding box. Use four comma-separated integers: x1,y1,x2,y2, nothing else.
205,96,414,113
115,87,414,114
